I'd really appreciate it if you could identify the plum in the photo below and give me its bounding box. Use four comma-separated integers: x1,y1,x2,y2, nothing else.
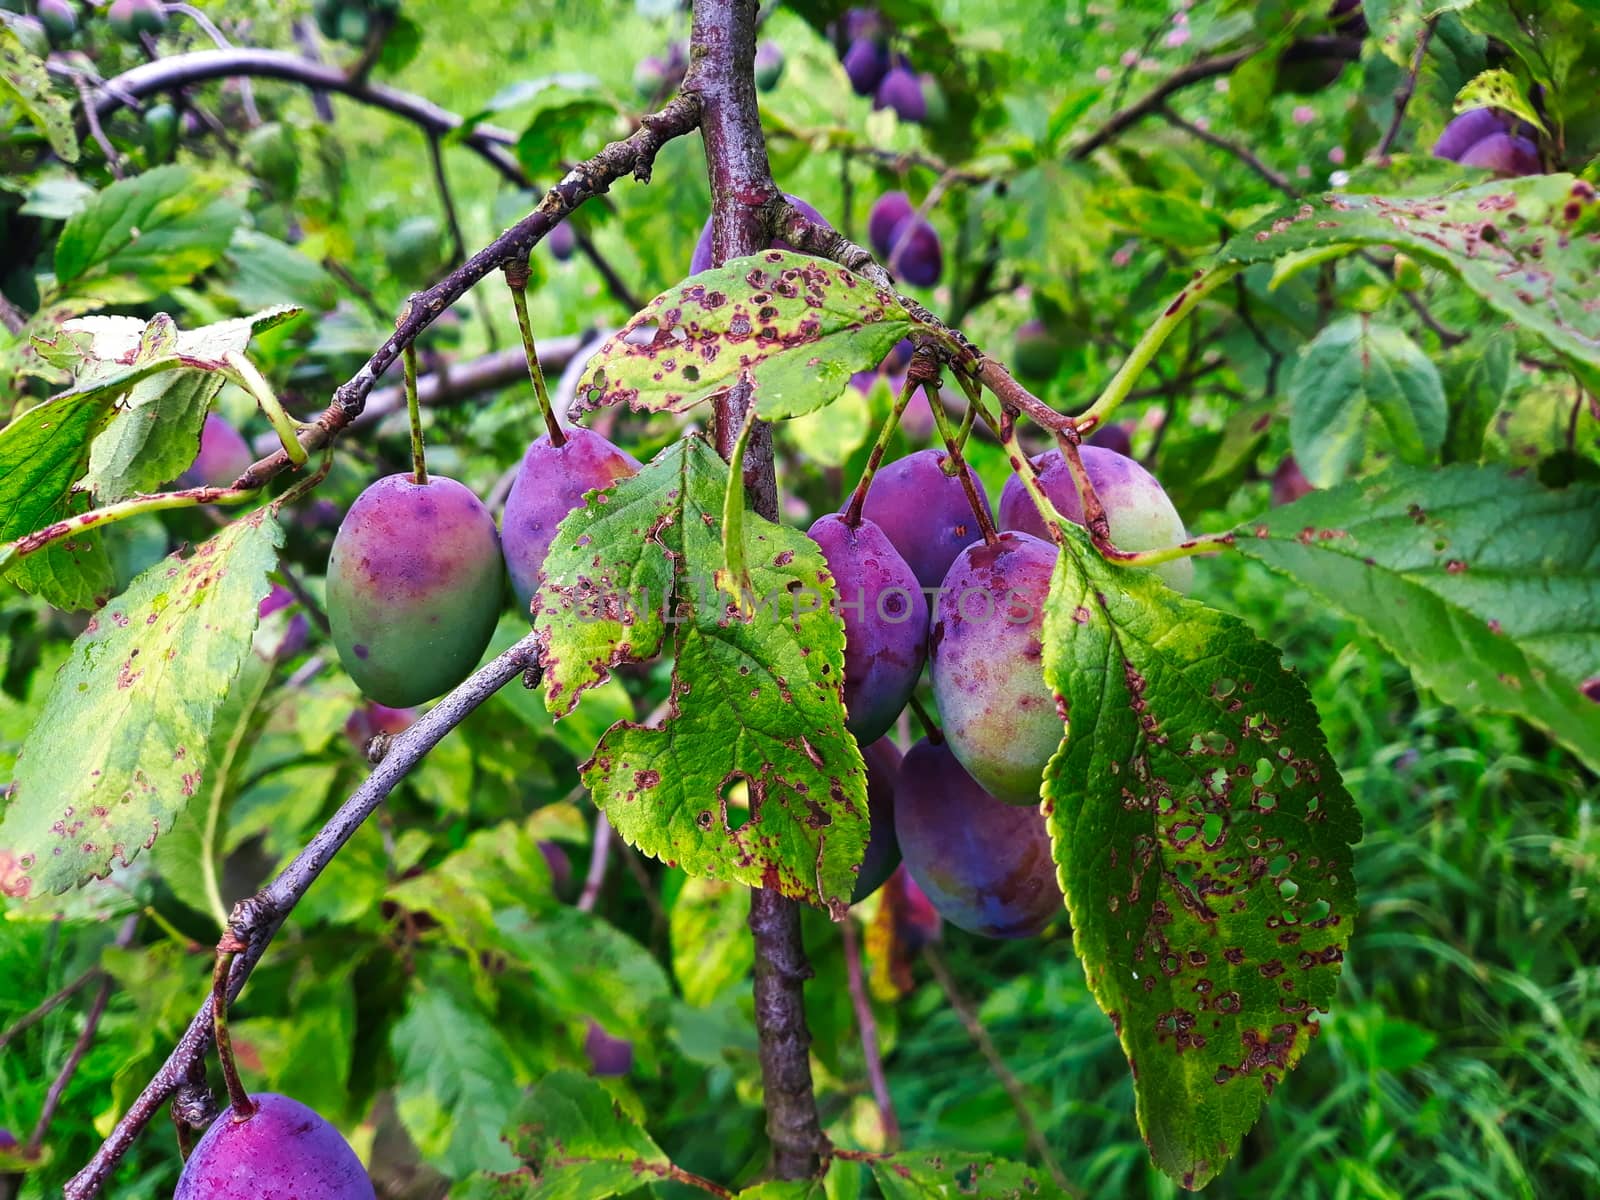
755,39,785,91
182,413,253,489
1271,456,1314,507
895,738,1063,938
843,36,890,95
547,221,576,261
540,840,573,896
501,427,640,615
860,448,993,591
327,474,503,707
880,337,914,374
38,0,76,43
258,584,309,659
585,1020,633,1076
1012,318,1064,382
108,0,167,40
807,515,927,743
874,65,926,123
690,194,832,275
1457,131,1541,177
1432,108,1504,161
1087,421,1134,458
343,702,416,749
854,737,903,903
885,216,941,287
868,192,915,259
928,532,1059,805
174,1093,374,1199
996,446,1193,591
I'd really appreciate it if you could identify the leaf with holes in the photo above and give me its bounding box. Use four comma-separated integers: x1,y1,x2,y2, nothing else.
1040,523,1361,1189
1234,464,1600,772
534,435,868,914
1216,176,1600,386
1288,317,1446,487
0,508,281,897
572,251,913,421
867,1151,1067,1200
453,1069,668,1200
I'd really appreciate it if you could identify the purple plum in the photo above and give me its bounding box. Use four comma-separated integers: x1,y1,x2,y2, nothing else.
585,1020,633,1076
344,702,416,748
860,448,993,591
1457,131,1541,176
327,474,504,707
885,216,941,286
547,221,577,261
808,514,928,743
258,584,309,659
755,40,785,91
1087,421,1134,458
896,738,1063,938
874,65,926,122
501,427,641,615
928,531,1059,805
843,37,891,95
174,1093,374,1199
1432,107,1507,161
868,192,915,259
854,737,902,903
997,446,1193,590
181,413,253,489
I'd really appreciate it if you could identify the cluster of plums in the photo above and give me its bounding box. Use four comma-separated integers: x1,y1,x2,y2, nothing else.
808,438,1191,935
1432,106,1544,177
834,7,940,124
867,192,942,287
4,0,165,50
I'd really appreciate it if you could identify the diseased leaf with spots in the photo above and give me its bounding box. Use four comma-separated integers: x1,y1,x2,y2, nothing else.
453,1069,668,1200
0,389,119,611
0,509,281,896
53,166,244,302
1235,465,1600,771
0,23,78,162
535,436,868,914
1217,177,1600,386
868,1150,1066,1200
1041,523,1361,1190
573,251,913,421
1288,318,1446,487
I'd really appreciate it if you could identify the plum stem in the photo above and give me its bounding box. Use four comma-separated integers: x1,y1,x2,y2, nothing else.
842,373,921,527
506,264,566,447
997,419,1071,549
403,343,429,484
907,693,943,745
209,937,256,1120
223,350,307,467
922,373,998,546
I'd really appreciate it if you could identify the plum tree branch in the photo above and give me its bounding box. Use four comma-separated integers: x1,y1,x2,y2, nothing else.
687,0,826,1181
64,635,543,1199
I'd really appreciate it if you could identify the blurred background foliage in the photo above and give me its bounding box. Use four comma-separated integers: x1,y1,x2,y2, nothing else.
1,0,1597,1197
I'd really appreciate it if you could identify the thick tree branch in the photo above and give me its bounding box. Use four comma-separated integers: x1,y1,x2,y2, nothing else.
686,0,825,1181
65,636,542,1199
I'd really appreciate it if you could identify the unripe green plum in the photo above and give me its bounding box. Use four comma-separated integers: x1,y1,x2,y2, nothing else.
501,427,640,615
1012,318,1064,382
896,738,1062,938
928,531,1058,805
242,122,300,198
143,101,177,163
997,446,1193,591
328,474,503,707
107,0,166,40
38,0,76,44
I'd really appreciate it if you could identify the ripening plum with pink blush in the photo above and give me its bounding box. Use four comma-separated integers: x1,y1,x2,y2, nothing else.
181,413,253,488
173,1093,374,1199
928,531,1059,805
860,448,993,591
895,738,1063,938
502,427,640,614
327,473,503,707
807,514,928,744
690,195,832,274
996,446,1193,591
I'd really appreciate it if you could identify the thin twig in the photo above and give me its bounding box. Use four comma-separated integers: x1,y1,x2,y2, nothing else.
923,947,1078,1198
840,921,900,1148
577,813,612,913
0,967,99,1052
1376,17,1437,158
74,77,125,179
65,635,542,1198
1161,105,1295,198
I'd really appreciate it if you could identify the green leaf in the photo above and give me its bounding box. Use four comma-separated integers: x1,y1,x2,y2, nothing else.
1288,317,1446,486
454,1069,668,1200
867,1151,1067,1200
0,509,282,897
0,23,78,162
393,962,523,1179
1441,330,1513,463
574,251,913,421
1040,524,1361,1189
0,389,118,610
1234,464,1600,772
534,436,869,915
53,166,244,301
1454,67,1548,136
1099,187,1227,249
1216,177,1600,386
669,875,756,1006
